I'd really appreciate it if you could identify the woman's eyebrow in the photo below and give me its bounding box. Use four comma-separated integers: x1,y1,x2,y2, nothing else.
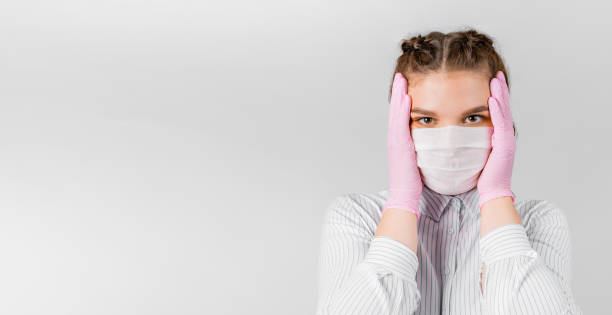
411,105,489,116
410,108,437,116
461,105,489,116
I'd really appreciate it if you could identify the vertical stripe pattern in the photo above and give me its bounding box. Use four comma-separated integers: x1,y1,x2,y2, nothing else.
315,185,583,314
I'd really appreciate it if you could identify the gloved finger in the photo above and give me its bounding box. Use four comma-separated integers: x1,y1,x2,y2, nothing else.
389,91,412,148
390,73,407,107
388,73,409,147
490,76,503,103
401,94,414,148
495,70,510,108
490,76,513,123
487,96,506,130
495,70,510,103
388,74,402,129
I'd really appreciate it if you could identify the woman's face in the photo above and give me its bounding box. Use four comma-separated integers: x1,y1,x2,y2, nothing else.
408,70,493,130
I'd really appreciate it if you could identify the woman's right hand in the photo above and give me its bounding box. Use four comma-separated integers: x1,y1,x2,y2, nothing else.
382,73,423,218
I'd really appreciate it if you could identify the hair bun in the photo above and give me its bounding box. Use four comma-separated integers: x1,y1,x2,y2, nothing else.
401,41,413,53
401,35,433,53
465,29,493,47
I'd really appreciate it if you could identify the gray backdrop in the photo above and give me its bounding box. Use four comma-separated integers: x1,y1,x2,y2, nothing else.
0,0,609,314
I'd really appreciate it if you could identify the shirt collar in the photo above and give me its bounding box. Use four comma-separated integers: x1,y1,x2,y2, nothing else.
379,185,491,222
418,185,481,222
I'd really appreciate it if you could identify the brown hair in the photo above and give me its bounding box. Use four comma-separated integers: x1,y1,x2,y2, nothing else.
389,28,517,136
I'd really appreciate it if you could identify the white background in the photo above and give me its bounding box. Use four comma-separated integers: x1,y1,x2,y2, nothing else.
0,0,610,314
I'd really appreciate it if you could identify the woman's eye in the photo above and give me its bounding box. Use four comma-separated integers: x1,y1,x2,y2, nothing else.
416,117,434,125
465,115,483,124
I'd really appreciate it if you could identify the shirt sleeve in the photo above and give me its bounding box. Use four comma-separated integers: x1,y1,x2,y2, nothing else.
316,195,421,315
478,202,583,315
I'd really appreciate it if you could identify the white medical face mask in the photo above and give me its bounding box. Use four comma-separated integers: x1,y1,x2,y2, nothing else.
411,125,493,196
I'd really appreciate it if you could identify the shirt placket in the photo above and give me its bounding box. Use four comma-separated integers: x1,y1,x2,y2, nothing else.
442,197,461,315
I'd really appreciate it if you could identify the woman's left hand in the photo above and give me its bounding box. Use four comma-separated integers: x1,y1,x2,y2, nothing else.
477,70,517,209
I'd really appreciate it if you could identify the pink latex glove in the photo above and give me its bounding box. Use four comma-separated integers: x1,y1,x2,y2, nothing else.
382,73,423,218
477,70,517,209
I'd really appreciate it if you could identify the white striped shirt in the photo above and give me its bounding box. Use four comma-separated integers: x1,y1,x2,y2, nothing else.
316,185,583,314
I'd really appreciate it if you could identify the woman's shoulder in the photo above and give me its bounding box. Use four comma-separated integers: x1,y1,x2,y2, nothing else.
322,190,388,233
513,198,570,233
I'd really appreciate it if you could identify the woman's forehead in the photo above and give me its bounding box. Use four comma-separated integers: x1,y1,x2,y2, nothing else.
408,71,491,114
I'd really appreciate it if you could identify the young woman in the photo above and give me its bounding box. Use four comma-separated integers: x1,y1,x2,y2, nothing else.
315,29,582,315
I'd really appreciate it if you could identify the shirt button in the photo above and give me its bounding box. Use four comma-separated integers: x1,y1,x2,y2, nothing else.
448,227,454,234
